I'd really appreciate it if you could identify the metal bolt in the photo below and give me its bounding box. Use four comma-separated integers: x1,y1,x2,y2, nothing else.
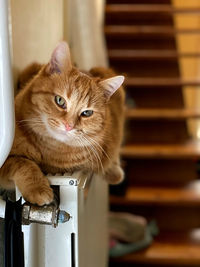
58,210,71,223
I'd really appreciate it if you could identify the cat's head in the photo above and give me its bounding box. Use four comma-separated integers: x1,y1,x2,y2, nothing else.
25,42,124,146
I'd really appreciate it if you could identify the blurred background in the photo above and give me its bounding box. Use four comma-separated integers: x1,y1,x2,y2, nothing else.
106,0,200,266
10,0,200,266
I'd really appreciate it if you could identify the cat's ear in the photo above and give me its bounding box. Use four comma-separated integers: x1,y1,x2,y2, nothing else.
46,41,72,74
99,76,124,100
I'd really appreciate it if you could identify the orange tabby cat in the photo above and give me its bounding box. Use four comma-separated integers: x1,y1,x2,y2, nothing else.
0,42,125,205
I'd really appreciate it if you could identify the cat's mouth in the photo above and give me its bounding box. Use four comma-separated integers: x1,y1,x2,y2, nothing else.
56,128,75,135
54,127,76,138
48,126,82,146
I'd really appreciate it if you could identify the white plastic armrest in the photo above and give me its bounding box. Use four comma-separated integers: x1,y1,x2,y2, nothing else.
0,0,15,168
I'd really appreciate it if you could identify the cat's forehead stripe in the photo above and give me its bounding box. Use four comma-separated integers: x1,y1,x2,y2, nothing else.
66,75,92,106
67,90,80,110
67,88,91,112
66,83,73,98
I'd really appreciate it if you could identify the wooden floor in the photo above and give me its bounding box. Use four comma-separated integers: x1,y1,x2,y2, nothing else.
110,230,200,266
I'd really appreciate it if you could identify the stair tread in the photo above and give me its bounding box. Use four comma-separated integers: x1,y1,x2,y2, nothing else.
106,4,200,14
125,77,200,87
110,230,200,265
105,25,200,35
110,181,200,206
125,108,200,119
121,140,200,158
108,49,200,59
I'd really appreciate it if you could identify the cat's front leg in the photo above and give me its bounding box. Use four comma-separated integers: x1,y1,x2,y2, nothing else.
0,156,54,206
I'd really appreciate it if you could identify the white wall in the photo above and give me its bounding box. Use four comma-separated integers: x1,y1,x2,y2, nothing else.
173,0,200,138
10,0,64,84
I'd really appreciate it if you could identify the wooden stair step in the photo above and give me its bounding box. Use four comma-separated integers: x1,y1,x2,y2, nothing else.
106,4,200,14
125,77,200,87
125,108,200,120
110,230,200,266
107,0,171,4
121,140,200,159
105,25,200,36
110,181,200,207
108,49,200,60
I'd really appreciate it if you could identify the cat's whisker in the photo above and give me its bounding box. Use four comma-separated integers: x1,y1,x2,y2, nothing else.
17,120,46,137
21,124,44,132
79,135,99,172
86,135,110,161
79,136,99,172
17,117,43,123
18,119,42,122
17,118,43,125
17,121,43,128
81,135,104,174
83,135,108,171
88,145,101,173
77,136,94,171
20,122,43,126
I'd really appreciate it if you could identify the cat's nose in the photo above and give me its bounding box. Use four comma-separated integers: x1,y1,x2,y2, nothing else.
65,123,73,131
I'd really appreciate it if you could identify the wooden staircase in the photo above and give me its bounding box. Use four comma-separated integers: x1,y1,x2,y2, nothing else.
105,0,200,266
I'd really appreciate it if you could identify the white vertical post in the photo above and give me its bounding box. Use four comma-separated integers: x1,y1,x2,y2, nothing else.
0,0,15,168
0,199,6,218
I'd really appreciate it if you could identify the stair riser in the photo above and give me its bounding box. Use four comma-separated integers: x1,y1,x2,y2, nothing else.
125,120,189,144
106,37,176,50
124,159,198,187
109,59,180,77
126,88,185,109
106,13,172,26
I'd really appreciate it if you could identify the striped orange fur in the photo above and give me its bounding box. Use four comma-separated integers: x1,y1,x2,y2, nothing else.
0,42,125,205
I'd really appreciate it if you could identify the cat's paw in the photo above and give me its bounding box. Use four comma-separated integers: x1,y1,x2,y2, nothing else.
104,165,124,185
23,184,54,206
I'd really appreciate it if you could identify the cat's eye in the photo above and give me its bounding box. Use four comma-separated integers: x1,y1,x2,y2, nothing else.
55,95,66,109
81,110,93,117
